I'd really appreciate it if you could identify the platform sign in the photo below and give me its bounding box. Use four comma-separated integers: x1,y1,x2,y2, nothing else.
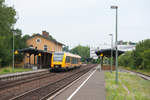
38,53,41,56
100,53,103,57
15,50,19,55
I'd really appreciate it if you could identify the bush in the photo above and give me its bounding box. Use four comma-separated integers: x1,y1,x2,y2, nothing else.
119,39,150,70
3,69,10,73
119,51,133,68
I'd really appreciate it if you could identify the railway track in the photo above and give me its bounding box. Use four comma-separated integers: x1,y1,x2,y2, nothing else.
0,72,58,100
0,72,56,90
120,69,150,80
8,64,97,100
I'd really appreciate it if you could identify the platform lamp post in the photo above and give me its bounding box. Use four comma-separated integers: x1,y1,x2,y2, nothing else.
109,34,113,73
12,31,15,72
111,5,118,83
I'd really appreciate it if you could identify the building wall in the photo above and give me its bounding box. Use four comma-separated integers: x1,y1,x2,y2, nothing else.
27,36,62,52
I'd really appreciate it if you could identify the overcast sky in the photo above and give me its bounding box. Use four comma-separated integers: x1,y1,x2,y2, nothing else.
6,0,150,48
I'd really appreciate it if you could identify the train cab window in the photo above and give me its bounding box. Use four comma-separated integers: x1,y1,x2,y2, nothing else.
53,52,64,62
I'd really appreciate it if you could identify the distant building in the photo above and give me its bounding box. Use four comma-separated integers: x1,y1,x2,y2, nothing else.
118,45,136,51
117,40,136,51
90,47,98,59
118,40,136,45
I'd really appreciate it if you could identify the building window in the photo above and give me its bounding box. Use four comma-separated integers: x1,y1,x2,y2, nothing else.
44,45,47,51
36,38,41,43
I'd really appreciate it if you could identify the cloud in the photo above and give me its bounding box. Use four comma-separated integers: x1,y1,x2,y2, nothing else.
5,0,150,48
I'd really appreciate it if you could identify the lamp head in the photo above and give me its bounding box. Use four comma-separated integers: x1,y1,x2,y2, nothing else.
108,34,113,36
111,6,118,9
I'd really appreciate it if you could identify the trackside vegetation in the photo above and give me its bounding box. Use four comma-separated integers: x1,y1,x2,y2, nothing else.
0,67,32,75
119,39,150,72
105,72,150,100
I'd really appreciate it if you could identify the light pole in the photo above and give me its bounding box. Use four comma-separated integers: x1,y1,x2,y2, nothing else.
13,31,15,72
109,34,113,73
111,5,118,83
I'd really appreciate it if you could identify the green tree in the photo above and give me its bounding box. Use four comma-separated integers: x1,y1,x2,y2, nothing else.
0,0,17,67
141,49,150,69
13,29,29,63
62,46,69,52
119,51,133,68
119,39,150,70
0,0,27,67
70,45,90,62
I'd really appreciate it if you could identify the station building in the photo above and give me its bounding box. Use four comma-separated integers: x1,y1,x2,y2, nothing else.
16,31,63,69
27,31,63,52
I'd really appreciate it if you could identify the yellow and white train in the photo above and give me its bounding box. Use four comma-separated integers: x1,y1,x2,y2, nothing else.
51,52,81,71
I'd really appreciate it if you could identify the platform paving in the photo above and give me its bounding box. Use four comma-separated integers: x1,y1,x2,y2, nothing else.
51,66,106,100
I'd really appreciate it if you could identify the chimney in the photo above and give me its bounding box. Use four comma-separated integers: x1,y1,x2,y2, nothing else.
42,30,49,37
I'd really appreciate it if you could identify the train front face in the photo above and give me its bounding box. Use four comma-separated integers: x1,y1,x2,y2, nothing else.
51,52,65,70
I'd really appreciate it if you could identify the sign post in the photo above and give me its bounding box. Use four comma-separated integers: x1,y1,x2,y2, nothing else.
38,53,42,69
99,53,103,71
13,50,19,72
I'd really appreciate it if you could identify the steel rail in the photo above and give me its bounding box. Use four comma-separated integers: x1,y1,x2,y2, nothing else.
10,65,97,100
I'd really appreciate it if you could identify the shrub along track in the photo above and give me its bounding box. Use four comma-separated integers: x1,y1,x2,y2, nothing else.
0,64,97,100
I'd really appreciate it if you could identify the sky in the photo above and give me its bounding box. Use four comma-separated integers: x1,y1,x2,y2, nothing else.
5,0,150,49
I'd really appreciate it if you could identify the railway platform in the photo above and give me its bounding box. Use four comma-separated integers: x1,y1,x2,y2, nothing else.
0,69,48,80
49,66,106,100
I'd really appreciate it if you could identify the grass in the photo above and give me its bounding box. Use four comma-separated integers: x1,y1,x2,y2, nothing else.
120,66,150,76
0,67,32,75
105,72,150,100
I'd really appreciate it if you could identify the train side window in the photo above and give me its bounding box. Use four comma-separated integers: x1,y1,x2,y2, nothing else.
71,57,75,64
71,57,73,64
75,58,77,64
77,58,79,63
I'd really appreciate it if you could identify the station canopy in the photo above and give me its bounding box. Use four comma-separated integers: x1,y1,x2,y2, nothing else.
17,48,52,68
18,48,52,55
95,49,124,58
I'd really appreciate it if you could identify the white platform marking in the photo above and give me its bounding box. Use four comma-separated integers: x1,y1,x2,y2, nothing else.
67,67,97,100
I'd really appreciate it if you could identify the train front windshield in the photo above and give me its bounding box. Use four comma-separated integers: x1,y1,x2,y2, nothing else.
53,53,64,62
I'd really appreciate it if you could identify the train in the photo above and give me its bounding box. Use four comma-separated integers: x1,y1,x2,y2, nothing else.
50,52,82,71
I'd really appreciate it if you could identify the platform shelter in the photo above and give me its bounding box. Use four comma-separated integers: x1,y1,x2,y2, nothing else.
95,49,124,70
18,48,52,69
